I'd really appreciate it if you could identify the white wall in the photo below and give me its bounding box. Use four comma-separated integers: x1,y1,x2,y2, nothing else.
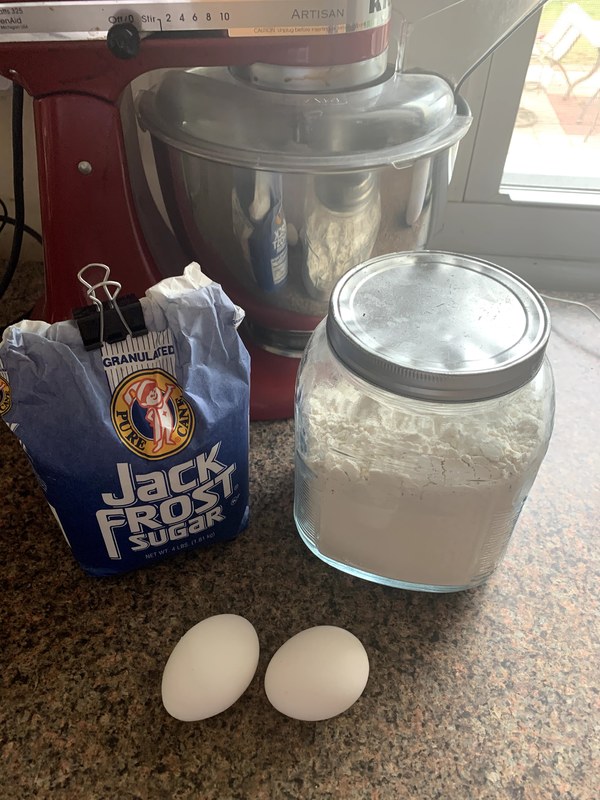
0,84,43,261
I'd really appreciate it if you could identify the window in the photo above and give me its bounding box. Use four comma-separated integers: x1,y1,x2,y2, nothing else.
433,2,600,291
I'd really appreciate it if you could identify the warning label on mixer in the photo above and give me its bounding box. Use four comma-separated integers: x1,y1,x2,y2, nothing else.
0,0,390,41
231,25,345,37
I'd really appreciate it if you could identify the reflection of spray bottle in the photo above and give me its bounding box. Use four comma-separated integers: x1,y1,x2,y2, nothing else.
302,172,381,301
232,170,288,291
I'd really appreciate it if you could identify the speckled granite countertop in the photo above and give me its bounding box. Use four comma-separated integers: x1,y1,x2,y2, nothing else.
1,268,598,799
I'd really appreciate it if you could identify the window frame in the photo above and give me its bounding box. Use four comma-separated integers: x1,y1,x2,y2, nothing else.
432,7,600,290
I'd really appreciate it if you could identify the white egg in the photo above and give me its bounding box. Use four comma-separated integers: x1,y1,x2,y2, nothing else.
264,626,369,721
161,614,259,721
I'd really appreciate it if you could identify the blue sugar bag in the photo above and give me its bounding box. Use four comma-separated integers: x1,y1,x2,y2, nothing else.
0,263,250,576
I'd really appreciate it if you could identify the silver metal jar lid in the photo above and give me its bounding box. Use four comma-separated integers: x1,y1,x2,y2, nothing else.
326,252,551,402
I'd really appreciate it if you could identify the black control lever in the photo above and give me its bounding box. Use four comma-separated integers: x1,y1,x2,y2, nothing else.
107,22,141,59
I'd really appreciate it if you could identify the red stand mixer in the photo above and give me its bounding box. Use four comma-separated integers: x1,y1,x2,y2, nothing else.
0,0,547,418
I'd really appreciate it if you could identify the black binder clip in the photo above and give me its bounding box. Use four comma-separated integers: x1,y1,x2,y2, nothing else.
73,263,148,351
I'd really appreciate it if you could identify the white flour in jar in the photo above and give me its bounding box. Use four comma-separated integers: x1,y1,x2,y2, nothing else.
299,376,550,588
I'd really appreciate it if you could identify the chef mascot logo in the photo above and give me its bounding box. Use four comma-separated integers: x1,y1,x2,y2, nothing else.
0,375,11,416
111,369,195,460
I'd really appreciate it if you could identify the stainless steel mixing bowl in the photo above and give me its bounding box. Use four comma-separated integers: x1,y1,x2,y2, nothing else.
138,65,471,354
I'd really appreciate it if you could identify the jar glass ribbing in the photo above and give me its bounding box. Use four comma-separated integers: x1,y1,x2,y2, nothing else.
293,253,555,593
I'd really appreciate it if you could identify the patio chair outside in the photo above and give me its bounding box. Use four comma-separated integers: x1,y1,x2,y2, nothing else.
533,2,599,96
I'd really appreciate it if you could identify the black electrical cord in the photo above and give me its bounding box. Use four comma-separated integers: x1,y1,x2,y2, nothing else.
0,83,27,301
0,197,7,236
0,196,42,245
0,191,43,335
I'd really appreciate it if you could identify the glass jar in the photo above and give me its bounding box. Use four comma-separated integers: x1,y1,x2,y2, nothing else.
294,252,555,592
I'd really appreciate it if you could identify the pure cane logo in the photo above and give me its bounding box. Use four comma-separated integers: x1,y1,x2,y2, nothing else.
0,376,11,416
111,369,195,460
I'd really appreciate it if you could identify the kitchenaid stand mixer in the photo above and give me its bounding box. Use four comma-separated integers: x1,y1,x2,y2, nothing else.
0,0,547,418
